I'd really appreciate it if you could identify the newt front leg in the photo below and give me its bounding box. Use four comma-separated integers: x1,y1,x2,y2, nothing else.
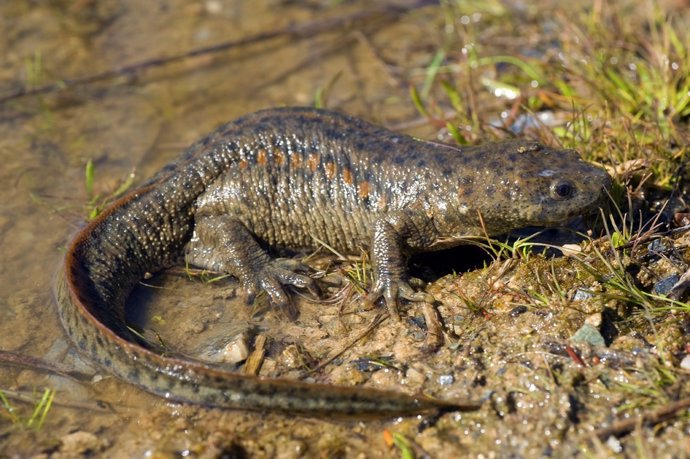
367,211,436,320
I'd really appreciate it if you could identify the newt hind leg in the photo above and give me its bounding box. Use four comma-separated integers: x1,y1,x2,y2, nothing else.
186,215,315,319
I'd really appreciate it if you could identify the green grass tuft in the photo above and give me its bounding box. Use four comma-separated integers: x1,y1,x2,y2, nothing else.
0,388,56,431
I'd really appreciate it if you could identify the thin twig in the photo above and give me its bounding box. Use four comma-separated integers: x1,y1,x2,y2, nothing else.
299,312,388,377
0,0,434,104
592,397,690,440
243,334,267,376
421,301,444,351
0,350,92,382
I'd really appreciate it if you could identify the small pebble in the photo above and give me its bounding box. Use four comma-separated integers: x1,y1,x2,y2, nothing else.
199,334,249,364
222,334,250,364
680,354,690,371
652,274,680,295
407,315,427,329
647,238,667,254
510,305,528,317
570,323,605,347
405,367,426,386
439,374,454,385
560,244,582,256
279,344,305,370
606,435,623,453
585,313,602,327
573,289,593,301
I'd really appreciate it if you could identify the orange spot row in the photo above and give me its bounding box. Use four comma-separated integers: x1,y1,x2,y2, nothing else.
358,181,370,198
325,162,336,180
244,151,370,199
256,148,268,166
308,153,319,172
342,168,353,185
274,149,284,166
291,152,301,167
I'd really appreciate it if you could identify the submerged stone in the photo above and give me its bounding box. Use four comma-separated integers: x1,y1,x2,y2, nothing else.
570,323,605,347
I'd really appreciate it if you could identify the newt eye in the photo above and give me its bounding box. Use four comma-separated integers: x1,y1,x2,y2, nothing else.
550,180,575,200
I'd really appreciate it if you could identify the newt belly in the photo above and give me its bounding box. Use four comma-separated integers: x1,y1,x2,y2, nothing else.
56,107,611,415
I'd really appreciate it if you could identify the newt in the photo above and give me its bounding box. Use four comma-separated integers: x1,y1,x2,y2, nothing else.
55,107,611,416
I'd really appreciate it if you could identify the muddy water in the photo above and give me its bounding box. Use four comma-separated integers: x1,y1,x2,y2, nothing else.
0,1,454,456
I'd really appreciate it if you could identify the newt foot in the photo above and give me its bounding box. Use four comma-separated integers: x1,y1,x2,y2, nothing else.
366,277,434,321
243,259,316,320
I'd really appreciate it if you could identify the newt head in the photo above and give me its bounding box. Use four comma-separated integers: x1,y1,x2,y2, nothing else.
499,142,612,229
428,139,613,239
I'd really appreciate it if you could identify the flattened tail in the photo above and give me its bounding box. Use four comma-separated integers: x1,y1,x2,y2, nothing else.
56,259,483,417
340,393,484,418
98,345,485,417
